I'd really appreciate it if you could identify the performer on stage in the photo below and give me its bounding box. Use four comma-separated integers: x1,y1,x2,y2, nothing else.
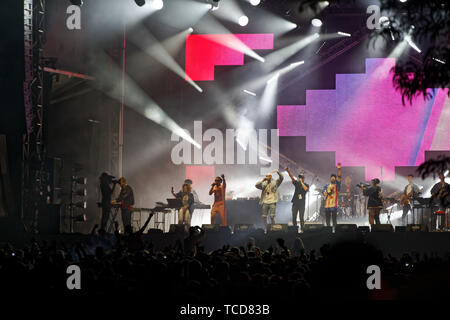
286,167,309,230
114,177,135,229
430,172,450,230
401,174,421,226
184,179,200,204
322,163,342,228
359,178,383,226
99,172,117,230
171,183,194,226
255,170,284,229
341,176,357,217
209,174,226,226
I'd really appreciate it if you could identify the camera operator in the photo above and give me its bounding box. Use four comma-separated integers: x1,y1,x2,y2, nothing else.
99,172,118,231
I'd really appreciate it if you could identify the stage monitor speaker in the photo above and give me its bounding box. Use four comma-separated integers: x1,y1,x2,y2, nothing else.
202,224,220,231
267,224,288,233
335,224,357,232
218,226,232,236
358,226,370,233
303,223,329,232
147,228,163,235
169,224,188,233
37,204,61,234
371,224,394,232
395,226,406,232
234,224,255,233
406,224,422,232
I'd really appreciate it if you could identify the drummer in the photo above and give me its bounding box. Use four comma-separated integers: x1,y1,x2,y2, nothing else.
341,176,357,217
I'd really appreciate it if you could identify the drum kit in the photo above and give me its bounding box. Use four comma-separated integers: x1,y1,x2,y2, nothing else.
309,188,366,221
309,187,400,222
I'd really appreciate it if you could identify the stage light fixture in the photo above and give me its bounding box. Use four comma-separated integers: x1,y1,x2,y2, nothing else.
238,15,249,26
311,18,322,27
70,0,83,6
250,0,260,6
207,0,220,11
188,27,194,33
379,16,390,28
134,0,145,7
151,0,164,10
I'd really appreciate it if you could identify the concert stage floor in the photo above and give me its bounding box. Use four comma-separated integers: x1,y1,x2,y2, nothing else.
2,230,450,258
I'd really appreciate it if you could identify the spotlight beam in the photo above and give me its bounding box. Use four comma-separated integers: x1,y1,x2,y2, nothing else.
129,27,203,92
92,51,200,149
261,33,320,72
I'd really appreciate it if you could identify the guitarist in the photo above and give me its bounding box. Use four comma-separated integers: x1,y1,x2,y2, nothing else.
401,174,421,226
430,172,450,230
113,177,135,230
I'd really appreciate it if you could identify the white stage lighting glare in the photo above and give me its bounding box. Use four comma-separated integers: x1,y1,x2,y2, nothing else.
267,73,280,84
238,15,249,26
433,58,446,64
399,0,407,3
289,61,305,67
188,27,194,33
243,89,257,96
311,18,322,27
405,35,421,53
250,0,261,6
151,0,164,10
259,156,272,163
337,31,351,37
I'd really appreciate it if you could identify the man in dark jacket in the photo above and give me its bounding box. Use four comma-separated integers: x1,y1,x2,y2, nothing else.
115,177,135,230
359,178,383,226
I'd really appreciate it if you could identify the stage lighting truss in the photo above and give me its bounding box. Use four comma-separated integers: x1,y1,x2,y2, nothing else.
206,0,220,11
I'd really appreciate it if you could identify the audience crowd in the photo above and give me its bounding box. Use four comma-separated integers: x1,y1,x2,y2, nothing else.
1,225,449,300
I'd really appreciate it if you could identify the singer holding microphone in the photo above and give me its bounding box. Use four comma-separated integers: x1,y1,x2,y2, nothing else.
286,167,309,231
209,175,227,226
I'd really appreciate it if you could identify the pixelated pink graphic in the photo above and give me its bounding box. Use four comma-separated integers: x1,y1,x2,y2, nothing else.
277,58,449,181
185,166,215,203
185,34,273,81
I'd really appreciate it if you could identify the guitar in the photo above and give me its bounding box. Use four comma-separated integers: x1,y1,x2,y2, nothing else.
437,185,450,206
400,192,413,206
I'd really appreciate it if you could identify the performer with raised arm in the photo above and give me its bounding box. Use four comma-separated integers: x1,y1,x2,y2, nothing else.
171,183,194,226
286,167,309,230
322,163,342,229
209,174,227,226
358,178,383,226
255,170,284,229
